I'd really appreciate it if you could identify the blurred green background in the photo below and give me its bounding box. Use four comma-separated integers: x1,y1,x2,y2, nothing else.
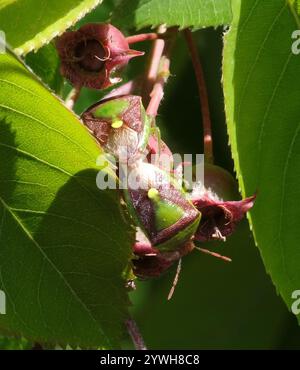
2,0,300,349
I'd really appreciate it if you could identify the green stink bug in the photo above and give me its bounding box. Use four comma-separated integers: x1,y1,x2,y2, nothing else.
82,95,151,162
123,161,201,253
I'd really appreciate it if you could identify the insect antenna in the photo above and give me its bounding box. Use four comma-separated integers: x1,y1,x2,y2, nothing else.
194,246,232,262
167,258,182,300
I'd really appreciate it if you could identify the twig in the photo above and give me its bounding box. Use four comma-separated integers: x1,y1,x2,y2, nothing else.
142,25,167,106
146,56,170,117
184,29,214,164
146,27,177,118
125,318,147,350
126,33,159,44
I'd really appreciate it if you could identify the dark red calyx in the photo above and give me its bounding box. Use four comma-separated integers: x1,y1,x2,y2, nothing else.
132,236,194,278
56,23,143,89
192,195,255,242
191,164,256,242
133,253,175,278
74,39,106,72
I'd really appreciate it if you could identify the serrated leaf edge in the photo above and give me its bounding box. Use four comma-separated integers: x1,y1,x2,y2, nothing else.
15,0,103,56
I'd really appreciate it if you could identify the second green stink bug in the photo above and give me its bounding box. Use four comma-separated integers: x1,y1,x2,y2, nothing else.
123,161,201,252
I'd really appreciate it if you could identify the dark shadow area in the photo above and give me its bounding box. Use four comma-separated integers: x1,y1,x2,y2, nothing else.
160,28,233,172
33,168,130,346
0,119,18,203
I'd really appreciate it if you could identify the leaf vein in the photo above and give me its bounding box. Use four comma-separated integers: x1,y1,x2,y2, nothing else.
0,196,110,347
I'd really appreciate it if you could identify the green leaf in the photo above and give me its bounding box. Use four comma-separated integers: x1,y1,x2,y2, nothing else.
289,0,300,14
223,0,300,320
0,0,103,55
25,43,63,94
0,1,15,11
0,49,133,348
112,0,232,30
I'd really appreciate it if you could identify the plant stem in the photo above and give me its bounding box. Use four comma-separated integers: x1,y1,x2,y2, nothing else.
146,27,177,117
65,86,81,110
142,25,167,106
125,318,147,350
146,56,170,117
184,29,214,164
126,33,159,44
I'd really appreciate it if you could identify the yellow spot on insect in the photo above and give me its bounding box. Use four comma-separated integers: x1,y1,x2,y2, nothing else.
111,119,123,129
148,188,159,200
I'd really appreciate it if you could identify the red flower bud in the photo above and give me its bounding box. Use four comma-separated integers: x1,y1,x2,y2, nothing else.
56,23,143,89
191,164,256,242
132,233,194,278
192,194,255,242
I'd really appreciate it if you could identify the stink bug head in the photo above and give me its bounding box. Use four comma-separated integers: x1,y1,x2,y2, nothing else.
132,232,195,279
81,95,151,162
123,162,201,252
133,254,174,278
